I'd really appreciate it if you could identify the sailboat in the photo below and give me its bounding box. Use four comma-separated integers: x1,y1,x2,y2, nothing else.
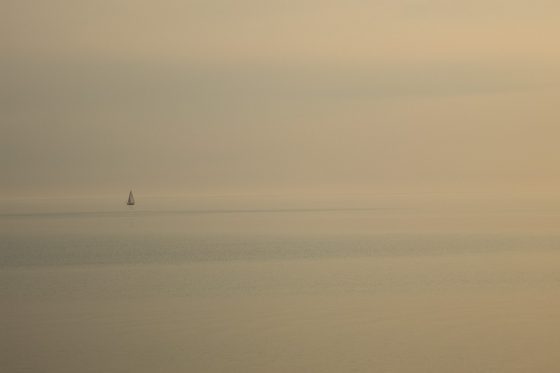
127,190,135,206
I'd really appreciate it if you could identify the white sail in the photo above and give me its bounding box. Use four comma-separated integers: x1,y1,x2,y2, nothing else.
127,190,135,205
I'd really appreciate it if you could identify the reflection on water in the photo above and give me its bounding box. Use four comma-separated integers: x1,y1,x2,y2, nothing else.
2,195,560,372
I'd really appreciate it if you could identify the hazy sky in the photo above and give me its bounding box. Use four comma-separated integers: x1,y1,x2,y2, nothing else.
3,0,560,197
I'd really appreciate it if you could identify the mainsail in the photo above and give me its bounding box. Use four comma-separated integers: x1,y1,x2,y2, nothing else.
127,190,135,205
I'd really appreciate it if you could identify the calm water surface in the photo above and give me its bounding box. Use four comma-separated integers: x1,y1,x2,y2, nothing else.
2,195,560,372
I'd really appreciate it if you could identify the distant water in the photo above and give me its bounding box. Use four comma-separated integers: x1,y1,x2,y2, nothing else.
3,195,560,372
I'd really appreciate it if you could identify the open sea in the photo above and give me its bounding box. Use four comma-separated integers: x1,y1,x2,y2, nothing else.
2,194,560,372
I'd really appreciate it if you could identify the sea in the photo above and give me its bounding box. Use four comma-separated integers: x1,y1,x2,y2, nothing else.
2,193,560,372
